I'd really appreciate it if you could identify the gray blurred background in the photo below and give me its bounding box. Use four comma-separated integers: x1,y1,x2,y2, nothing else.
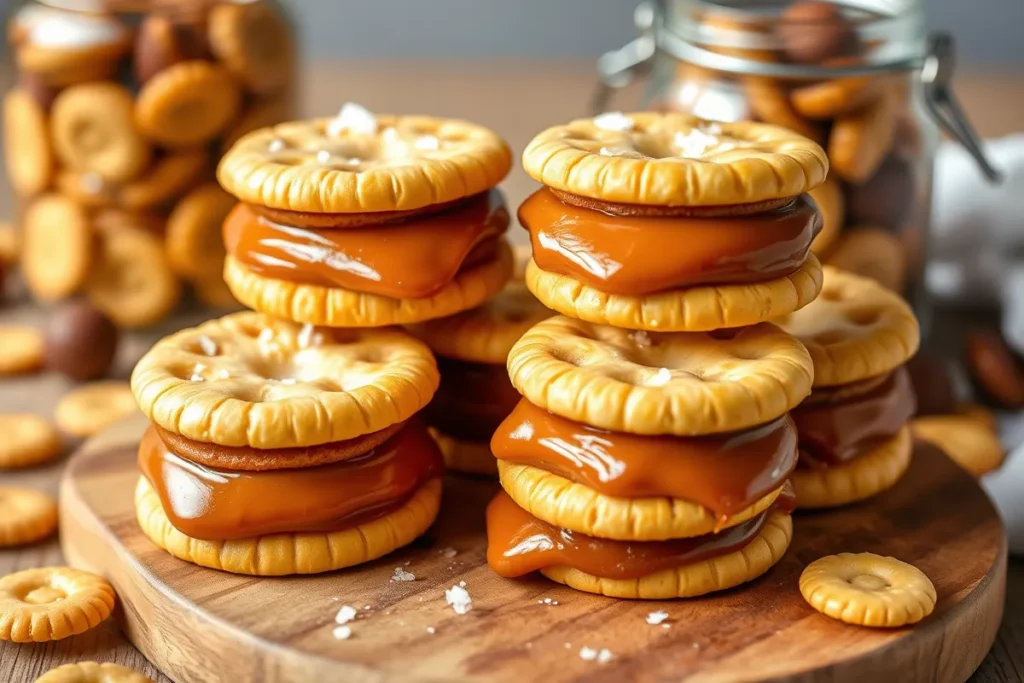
0,0,1020,65
286,0,1023,65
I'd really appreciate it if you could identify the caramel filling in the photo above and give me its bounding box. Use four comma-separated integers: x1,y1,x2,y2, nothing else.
223,190,509,298
518,188,821,295
492,399,797,519
793,367,916,469
422,356,522,443
138,420,443,540
486,485,795,580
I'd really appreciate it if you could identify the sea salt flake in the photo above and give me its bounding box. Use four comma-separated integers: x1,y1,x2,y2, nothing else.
392,567,416,582
646,610,670,625
648,367,673,387
332,625,352,640
579,647,598,661
445,585,472,615
189,363,206,382
327,102,378,136
630,330,651,348
593,111,635,132
267,137,286,153
675,128,720,158
197,335,219,356
335,605,358,625
316,149,332,164
297,323,324,349
413,135,440,151
597,649,614,664
426,626,436,634
439,547,457,558
458,580,466,587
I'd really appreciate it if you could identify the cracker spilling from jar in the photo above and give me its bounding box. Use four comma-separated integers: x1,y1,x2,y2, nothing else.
3,0,294,327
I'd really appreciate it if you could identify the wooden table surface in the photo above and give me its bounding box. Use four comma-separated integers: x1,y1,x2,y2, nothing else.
2,60,1024,683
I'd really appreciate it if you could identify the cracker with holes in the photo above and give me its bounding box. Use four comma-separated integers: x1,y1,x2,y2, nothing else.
129,312,444,575
518,112,828,331
777,267,920,508
484,314,808,599
0,566,115,642
407,280,552,475
217,110,515,326
800,553,936,627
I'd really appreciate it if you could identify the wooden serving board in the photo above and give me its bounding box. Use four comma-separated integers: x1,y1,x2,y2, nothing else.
59,416,1006,683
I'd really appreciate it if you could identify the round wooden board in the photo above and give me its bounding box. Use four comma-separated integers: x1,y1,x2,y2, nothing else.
59,416,1006,683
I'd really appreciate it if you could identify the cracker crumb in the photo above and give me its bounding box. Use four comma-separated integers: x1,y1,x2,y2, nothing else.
439,547,457,558
445,584,472,615
392,567,416,582
335,605,358,625
646,610,670,625
332,625,352,640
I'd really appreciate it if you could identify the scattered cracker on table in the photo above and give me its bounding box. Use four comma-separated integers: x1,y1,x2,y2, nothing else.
0,325,45,375
0,488,58,547
34,661,154,683
912,415,1005,478
0,566,115,642
0,414,62,469
55,380,138,438
800,552,936,628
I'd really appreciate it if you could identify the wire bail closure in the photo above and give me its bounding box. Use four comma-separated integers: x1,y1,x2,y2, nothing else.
593,1,1001,184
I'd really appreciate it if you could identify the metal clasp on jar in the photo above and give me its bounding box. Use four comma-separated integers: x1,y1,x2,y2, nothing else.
594,0,1001,183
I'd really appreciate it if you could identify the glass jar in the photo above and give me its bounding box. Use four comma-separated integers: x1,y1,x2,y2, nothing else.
3,0,296,328
594,0,998,326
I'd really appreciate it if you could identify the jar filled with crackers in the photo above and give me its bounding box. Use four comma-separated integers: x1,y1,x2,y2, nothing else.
3,0,296,327
594,0,1000,317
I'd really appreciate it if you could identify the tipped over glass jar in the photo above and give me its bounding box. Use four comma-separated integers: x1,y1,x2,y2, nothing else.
594,0,999,325
3,0,296,328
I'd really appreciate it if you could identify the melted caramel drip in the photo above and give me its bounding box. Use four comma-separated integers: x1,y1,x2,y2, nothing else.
138,421,444,540
223,190,509,298
486,486,794,580
491,399,797,518
518,188,821,295
793,367,916,468
422,356,522,442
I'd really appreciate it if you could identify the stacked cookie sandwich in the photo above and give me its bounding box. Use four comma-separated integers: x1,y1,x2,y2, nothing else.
407,254,552,475
777,267,920,508
486,112,827,598
129,107,513,574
